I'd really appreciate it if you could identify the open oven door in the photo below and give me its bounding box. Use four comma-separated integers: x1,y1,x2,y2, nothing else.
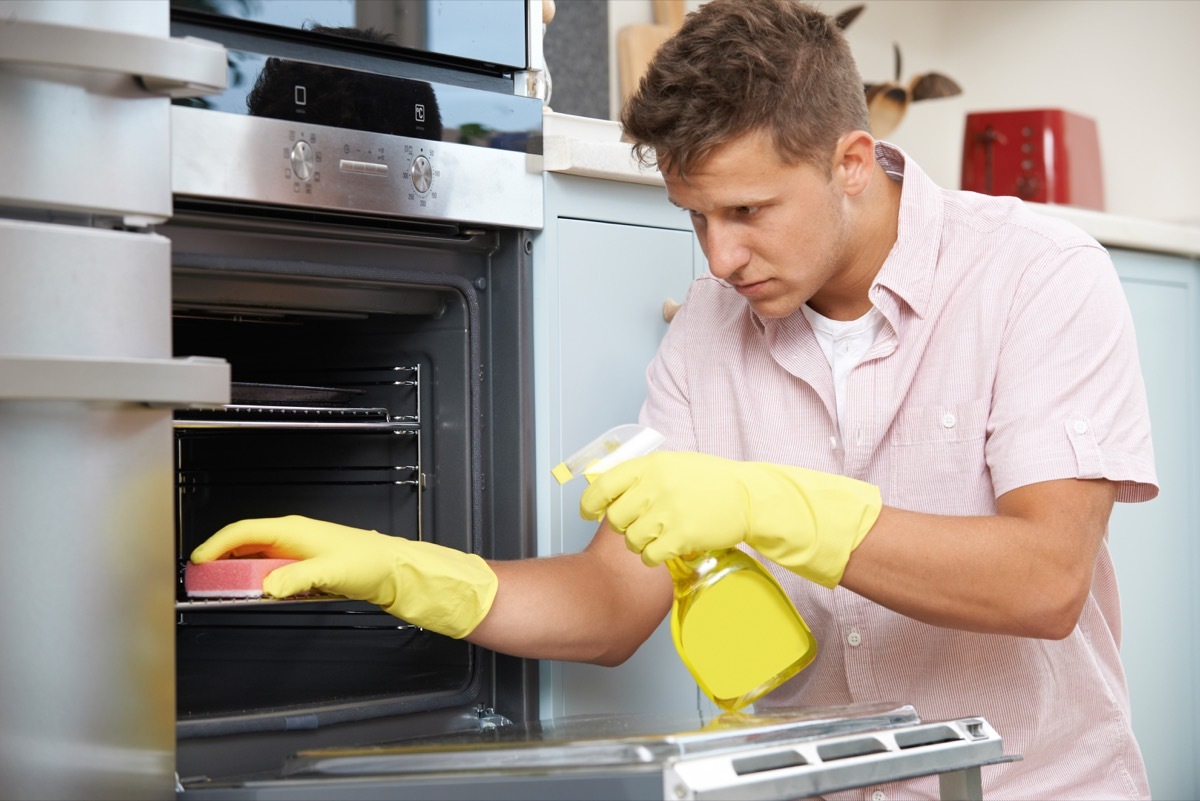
175,702,1016,800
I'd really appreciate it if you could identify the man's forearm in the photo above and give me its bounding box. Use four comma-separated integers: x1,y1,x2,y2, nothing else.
468,524,674,665
840,478,1116,639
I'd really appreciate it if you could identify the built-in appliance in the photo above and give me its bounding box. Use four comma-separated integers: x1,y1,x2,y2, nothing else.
961,108,1105,211
159,0,545,788
1,0,544,796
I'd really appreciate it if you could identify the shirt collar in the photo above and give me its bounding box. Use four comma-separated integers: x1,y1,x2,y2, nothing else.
870,141,943,320
750,142,943,337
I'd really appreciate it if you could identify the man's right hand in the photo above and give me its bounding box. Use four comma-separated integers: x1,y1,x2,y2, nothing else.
190,515,498,639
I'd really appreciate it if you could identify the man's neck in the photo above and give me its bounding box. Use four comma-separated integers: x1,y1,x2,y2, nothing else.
809,162,902,321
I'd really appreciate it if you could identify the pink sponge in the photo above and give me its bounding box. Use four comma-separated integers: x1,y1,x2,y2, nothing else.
184,558,298,599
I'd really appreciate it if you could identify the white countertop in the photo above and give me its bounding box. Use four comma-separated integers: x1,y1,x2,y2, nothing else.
543,110,663,186
543,111,1200,260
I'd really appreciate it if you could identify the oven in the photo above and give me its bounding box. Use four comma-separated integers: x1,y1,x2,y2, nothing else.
160,0,545,790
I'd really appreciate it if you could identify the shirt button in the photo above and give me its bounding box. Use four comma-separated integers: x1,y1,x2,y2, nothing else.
847,629,862,647
871,791,887,801
941,412,956,428
1073,419,1089,434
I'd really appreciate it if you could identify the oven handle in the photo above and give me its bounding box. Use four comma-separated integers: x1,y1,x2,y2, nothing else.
0,354,230,408
0,18,227,98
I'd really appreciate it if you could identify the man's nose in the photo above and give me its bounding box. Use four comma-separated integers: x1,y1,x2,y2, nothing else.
700,222,749,280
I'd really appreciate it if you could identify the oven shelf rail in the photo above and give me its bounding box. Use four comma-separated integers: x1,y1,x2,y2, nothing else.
176,594,345,611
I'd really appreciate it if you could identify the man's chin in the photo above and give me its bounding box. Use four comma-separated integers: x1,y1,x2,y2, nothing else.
746,298,802,320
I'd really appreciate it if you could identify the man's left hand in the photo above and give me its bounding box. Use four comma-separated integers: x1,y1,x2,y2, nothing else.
579,452,882,588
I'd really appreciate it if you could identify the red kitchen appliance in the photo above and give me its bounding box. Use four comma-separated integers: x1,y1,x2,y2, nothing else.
961,109,1104,210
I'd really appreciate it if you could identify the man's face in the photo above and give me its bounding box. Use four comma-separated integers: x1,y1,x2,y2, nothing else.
663,129,851,320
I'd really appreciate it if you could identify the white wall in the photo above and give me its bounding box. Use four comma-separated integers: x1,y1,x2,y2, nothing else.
606,0,1200,225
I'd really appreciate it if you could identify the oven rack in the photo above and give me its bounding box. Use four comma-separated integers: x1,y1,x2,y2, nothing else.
175,364,422,430
174,405,420,430
176,470,423,489
175,595,423,631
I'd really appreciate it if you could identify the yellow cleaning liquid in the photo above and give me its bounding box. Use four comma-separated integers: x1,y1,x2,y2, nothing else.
551,424,817,712
668,549,817,712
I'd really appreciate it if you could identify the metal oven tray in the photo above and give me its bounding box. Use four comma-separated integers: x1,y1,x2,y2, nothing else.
229,382,366,406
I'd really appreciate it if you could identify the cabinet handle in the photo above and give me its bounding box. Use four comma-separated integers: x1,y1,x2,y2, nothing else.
663,299,682,323
0,18,227,98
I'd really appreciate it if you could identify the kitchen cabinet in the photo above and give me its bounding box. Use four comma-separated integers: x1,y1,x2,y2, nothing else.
1029,202,1200,801
1105,247,1200,801
532,169,710,720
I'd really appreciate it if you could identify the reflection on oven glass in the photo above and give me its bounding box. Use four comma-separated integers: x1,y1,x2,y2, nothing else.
173,49,541,153
247,41,444,141
170,0,527,69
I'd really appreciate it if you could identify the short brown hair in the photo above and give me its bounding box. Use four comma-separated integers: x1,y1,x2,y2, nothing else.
620,0,870,178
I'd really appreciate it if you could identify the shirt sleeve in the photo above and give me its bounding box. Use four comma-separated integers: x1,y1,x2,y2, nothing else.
987,242,1158,503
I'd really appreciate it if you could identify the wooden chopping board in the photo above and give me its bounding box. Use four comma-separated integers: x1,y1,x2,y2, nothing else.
617,0,686,108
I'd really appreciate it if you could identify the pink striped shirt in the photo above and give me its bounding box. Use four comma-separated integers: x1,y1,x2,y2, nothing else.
639,144,1158,800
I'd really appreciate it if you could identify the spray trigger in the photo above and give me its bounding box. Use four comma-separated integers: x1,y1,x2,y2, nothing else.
551,424,666,484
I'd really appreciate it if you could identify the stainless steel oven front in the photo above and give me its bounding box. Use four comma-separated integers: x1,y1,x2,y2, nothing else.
163,4,544,788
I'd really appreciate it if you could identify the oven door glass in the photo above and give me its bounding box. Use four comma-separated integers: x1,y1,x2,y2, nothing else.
170,0,528,70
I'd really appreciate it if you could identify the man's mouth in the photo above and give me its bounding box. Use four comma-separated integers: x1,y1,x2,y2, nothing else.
733,278,769,296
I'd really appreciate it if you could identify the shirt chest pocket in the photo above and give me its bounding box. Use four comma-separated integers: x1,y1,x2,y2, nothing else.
888,398,992,514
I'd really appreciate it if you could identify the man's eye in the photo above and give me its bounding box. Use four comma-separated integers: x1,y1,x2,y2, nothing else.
736,206,760,216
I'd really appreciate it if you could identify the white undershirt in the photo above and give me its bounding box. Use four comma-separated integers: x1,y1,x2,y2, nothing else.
799,304,886,441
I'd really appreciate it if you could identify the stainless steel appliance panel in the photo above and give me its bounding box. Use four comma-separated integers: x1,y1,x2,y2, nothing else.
171,104,543,230
0,219,228,800
0,0,225,222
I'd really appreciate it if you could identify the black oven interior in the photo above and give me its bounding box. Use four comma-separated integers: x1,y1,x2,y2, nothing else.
166,211,537,780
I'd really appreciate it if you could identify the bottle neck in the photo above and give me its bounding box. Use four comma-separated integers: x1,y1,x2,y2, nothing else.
666,554,700,583
666,550,733,592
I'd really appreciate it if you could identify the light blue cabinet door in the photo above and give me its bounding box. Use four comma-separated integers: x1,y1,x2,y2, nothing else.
555,216,694,543
1108,248,1200,801
536,207,702,720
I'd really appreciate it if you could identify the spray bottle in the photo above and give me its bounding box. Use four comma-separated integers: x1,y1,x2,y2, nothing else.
553,424,817,712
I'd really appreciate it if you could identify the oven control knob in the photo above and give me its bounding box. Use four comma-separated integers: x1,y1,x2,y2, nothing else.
290,140,315,181
410,155,433,194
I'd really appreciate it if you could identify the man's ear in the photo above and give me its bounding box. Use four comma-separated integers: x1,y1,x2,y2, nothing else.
833,130,876,197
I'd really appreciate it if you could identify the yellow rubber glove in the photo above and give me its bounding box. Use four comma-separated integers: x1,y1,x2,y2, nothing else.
579,452,882,589
189,515,498,639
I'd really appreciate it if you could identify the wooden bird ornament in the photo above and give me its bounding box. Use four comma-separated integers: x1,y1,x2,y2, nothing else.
836,5,963,138
864,43,962,138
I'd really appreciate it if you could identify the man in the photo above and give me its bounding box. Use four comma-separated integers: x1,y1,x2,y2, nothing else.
194,1,1157,797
